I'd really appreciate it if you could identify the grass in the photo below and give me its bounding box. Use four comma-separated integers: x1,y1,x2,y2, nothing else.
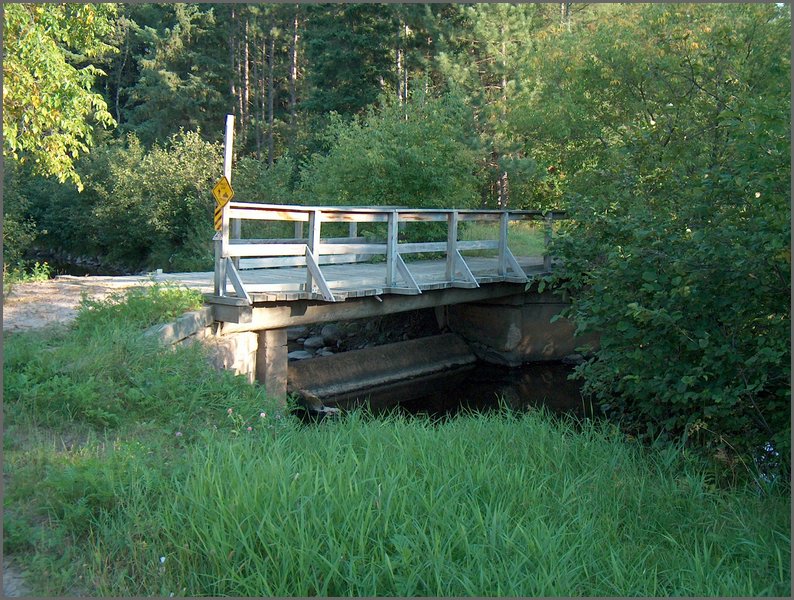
2,285,790,596
460,220,547,258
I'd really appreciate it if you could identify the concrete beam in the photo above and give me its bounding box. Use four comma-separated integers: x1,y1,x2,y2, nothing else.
256,328,288,403
288,333,476,403
218,282,526,334
144,307,213,345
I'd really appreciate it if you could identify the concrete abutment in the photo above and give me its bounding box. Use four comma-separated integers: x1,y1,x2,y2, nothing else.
157,284,596,404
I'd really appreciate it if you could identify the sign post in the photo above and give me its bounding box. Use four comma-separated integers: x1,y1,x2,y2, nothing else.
214,114,235,295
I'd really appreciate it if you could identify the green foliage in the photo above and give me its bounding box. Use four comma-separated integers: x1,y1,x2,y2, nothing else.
302,4,399,116
533,4,791,464
300,93,479,210
87,411,790,596
27,131,222,271
234,155,297,205
120,4,229,147
2,283,264,430
2,4,118,190
2,162,40,271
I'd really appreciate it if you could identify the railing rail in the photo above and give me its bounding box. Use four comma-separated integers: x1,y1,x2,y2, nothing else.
214,203,566,303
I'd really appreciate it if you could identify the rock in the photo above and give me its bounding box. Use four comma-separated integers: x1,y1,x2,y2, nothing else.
303,335,325,350
561,353,586,365
321,324,342,345
287,326,309,341
288,350,314,361
316,348,335,357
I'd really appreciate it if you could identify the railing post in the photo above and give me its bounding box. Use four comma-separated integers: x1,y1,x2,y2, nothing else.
215,115,235,296
544,211,553,272
224,115,241,270
498,211,509,276
445,210,459,282
386,211,398,287
306,209,321,293
349,222,358,238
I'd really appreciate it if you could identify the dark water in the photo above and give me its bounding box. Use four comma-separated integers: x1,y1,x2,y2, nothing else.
327,362,591,420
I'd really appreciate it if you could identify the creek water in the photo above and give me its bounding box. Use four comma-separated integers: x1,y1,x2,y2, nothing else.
328,361,592,420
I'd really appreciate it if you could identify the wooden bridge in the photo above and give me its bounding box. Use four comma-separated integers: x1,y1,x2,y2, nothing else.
200,202,567,400
206,201,565,326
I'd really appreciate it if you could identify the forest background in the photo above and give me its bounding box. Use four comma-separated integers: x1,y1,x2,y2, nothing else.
2,2,791,468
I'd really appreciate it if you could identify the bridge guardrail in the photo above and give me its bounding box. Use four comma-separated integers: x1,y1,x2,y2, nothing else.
214,203,566,303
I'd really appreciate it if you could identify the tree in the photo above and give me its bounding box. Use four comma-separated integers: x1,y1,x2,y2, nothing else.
299,92,479,212
2,3,118,190
528,3,791,467
119,4,229,147
435,4,546,208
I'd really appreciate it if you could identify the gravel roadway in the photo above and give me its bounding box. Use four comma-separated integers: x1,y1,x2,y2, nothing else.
2,272,214,333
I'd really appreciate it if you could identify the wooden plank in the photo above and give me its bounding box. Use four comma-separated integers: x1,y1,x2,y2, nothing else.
240,253,373,269
203,293,249,306
454,250,479,287
226,243,308,257
219,282,528,333
213,303,252,324
498,212,509,276
446,211,459,281
394,253,421,294
458,240,499,251
503,247,528,283
386,211,398,286
319,212,390,223
228,207,310,222
397,241,447,254
317,243,387,255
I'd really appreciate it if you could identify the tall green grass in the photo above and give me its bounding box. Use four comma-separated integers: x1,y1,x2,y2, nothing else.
3,284,790,597
89,411,790,597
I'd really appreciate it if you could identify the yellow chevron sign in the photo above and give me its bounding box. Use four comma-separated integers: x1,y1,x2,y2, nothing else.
214,205,223,231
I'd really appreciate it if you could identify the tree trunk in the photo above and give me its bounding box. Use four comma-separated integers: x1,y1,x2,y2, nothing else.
254,29,262,160
267,30,276,167
229,8,237,104
243,17,250,147
289,5,299,142
404,25,409,99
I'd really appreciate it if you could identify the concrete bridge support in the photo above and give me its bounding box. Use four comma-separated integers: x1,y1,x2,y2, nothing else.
442,288,599,367
257,328,288,402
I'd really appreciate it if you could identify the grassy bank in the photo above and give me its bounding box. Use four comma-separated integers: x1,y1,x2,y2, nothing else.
3,286,790,596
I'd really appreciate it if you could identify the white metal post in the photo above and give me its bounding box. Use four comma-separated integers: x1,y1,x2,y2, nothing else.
225,115,240,269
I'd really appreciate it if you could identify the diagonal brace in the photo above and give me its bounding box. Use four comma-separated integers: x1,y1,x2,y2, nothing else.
394,253,421,294
305,247,336,302
225,257,252,303
453,250,479,287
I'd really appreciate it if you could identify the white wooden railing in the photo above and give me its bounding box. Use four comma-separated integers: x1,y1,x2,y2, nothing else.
213,203,565,303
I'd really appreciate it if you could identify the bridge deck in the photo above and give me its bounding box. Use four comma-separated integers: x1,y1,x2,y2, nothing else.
229,255,546,303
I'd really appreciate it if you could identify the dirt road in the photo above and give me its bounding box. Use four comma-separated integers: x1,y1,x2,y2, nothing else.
2,273,214,333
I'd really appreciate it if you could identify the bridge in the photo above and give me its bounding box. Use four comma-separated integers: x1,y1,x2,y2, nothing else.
201,200,569,401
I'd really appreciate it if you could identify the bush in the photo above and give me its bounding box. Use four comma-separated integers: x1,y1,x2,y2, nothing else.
537,4,791,468
25,131,223,272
